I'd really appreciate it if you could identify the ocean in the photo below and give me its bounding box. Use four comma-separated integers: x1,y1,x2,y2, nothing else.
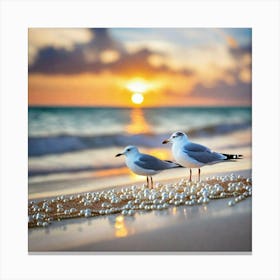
28,107,251,188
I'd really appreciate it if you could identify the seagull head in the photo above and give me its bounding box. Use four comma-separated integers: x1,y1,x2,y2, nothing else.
115,146,139,157
162,131,188,144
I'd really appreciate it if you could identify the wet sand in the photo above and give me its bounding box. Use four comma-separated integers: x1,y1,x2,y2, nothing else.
29,197,251,252
28,169,252,252
28,155,251,201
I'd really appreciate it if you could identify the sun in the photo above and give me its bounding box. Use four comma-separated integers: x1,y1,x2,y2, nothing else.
126,78,151,105
131,93,144,105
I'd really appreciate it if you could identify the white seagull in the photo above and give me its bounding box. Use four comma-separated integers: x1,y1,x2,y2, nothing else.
162,131,242,182
115,146,180,188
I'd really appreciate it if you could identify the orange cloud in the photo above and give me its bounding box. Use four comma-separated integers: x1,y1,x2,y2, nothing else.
226,36,238,49
239,68,251,83
100,50,120,63
214,28,238,49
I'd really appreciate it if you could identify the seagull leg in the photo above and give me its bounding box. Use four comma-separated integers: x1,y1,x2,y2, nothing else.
146,176,149,188
198,168,201,182
150,177,153,189
189,169,192,182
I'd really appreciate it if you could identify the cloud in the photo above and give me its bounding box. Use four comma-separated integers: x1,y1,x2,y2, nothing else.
28,28,252,106
188,42,252,105
28,28,93,65
100,50,120,64
29,29,120,74
229,44,251,60
229,44,252,84
110,48,193,78
226,36,238,49
213,28,239,49
190,79,251,106
29,28,194,78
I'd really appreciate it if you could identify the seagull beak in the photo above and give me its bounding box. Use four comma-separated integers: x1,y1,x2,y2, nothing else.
115,153,123,157
162,139,170,144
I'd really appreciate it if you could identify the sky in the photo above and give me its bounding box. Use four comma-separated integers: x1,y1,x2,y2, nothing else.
28,28,252,107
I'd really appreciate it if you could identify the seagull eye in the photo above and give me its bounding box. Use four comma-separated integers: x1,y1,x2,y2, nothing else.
127,149,130,152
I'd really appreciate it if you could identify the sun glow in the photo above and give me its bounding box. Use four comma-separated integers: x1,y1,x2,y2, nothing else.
126,79,150,93
131,93,144,105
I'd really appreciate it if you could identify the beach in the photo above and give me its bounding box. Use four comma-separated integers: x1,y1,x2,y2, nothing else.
29,197,251,252
28,169,252,252
28,106,252,252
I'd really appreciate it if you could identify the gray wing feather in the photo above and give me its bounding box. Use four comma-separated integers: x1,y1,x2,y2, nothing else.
186,151,224,164
135,154,174,171
183,142,224,164
183,142,210,152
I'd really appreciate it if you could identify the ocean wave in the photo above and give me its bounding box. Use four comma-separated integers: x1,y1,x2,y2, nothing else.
28,121,251,157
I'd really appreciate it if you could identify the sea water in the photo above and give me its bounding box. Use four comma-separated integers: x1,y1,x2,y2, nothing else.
28,107,251,185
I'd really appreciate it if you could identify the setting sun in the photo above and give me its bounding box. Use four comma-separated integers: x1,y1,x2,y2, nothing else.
131,93,144,105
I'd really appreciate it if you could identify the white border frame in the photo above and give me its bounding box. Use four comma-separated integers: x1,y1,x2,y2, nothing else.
1,0,279,279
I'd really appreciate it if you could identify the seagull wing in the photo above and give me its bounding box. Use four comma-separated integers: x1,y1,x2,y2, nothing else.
135,154,177,171
183,142,225,164
184,142,211,152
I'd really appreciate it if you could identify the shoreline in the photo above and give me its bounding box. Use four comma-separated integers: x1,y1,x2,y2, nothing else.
28,169,252,252
28,168,252,201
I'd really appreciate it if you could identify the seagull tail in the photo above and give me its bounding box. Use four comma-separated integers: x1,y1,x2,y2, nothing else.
164,160,184,168
222,153,243,160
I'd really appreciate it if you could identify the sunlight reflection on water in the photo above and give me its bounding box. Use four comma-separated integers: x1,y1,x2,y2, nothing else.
126,108,152,134
114,215,128,238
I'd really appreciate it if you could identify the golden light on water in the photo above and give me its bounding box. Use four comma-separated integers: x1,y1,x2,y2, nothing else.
126,108,151,134
114,215,128,238
115,215,124,226
94,167,128,178
131,93,144,105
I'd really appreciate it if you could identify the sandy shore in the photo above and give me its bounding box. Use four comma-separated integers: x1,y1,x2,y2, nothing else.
29,196,251,252
28,169,252,252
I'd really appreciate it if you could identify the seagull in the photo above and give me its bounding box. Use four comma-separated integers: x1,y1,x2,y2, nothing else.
162,131,242,182
115,145,180,188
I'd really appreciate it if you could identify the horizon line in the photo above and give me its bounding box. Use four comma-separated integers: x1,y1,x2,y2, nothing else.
28,104,251,109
